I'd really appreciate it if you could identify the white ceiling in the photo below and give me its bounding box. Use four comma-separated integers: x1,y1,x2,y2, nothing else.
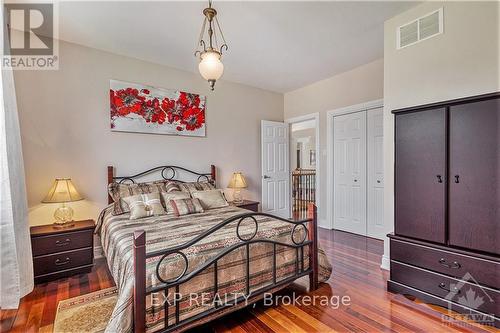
57,1,417,93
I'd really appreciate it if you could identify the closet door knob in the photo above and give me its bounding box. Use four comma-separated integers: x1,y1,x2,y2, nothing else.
454,175,460,183
436,175,443,183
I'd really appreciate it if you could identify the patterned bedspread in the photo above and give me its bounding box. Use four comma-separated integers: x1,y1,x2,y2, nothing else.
98,205,332,333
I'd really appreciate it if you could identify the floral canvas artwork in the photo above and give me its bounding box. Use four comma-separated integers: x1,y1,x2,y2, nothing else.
110,80,206,136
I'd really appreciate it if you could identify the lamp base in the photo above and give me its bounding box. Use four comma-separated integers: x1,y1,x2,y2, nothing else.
53,204,74,228
233,189,244,204
53,221,75,229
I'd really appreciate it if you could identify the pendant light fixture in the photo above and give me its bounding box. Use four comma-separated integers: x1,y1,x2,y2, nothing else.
195,0,228,91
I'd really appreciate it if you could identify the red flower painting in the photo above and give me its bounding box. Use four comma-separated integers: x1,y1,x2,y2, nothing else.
110,80,206,136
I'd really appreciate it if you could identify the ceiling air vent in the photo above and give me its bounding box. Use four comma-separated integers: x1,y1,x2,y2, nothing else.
397,8,443,49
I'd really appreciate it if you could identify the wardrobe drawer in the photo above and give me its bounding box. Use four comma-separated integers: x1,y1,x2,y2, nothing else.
33,248,93,276
31,229,93,256
391,239,499,289
391,261,500,316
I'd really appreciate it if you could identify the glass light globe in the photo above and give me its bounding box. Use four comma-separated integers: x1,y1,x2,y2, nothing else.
198,51,224,81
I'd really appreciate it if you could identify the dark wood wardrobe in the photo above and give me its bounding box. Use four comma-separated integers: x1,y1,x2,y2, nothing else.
388,92,500,328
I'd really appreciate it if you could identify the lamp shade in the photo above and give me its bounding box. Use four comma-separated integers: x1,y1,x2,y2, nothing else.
198,50,224,81
228,172,247,189
42,178,83,203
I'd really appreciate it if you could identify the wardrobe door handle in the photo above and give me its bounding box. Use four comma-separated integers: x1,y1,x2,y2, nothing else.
439,282,460,294
454,175,460,183
439,258,461,269
436,175,443,183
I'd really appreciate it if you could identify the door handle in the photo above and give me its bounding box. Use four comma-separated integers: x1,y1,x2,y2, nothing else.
353,179,358,182
436,175,443,183
454,175,460,183
263,175,271,179
377,180,381,184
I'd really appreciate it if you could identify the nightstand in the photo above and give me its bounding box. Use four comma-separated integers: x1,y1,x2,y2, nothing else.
230,200,259,212
30,219,95,283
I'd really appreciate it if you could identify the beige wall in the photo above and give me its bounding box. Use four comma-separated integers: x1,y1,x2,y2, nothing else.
382,1,500,267
15,40,283,226
284,58,384,225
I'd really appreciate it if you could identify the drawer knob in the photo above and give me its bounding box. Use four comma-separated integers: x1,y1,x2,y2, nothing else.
55,257,71,266
55,238,71,247
438,282,461,294
438,258,461,269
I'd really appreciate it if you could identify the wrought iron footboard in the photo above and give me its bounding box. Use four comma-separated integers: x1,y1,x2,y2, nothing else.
133,204,319,333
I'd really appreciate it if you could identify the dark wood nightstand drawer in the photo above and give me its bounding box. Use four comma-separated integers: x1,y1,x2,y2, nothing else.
31,229,93,256
33,247,93,276
30,220,96,283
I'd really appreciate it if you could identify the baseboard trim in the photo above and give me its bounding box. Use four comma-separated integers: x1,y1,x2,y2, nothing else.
94,245,103,259
318,219,331,230
380,254,390,271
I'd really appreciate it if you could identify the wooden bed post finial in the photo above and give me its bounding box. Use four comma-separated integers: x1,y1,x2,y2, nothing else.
107,166,114,204
307,203,319,291
133,231,146,333
211,165,216,186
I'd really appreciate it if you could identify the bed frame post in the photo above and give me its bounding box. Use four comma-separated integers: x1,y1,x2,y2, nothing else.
133,231,146,333
210,164,216,186
307,203,318,291
107,166,114,204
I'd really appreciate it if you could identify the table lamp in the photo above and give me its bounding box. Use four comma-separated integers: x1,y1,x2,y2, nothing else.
42,178,83,228
228,172,247,204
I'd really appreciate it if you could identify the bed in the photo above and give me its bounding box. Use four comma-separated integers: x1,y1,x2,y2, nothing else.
99,165,332,333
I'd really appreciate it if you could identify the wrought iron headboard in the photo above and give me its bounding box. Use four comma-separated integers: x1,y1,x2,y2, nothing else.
107,165,216,204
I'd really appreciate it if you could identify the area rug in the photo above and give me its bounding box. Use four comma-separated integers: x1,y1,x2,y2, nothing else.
53,287,117,333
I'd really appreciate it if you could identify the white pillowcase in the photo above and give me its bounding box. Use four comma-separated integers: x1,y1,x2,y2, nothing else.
191,189,229,210
161,191,191,214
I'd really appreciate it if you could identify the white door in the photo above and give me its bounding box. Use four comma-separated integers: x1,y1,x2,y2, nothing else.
333,112,367,235
367,108,385,239
261,120,290,218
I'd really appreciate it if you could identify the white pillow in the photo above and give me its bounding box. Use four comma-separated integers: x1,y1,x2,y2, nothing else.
161,191,191,214
191,189,229,210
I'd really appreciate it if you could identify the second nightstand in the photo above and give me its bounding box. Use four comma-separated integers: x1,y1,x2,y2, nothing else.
30,219,95,283
230,200,259,212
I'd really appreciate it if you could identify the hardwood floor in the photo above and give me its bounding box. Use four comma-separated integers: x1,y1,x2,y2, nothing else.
1,229,497,333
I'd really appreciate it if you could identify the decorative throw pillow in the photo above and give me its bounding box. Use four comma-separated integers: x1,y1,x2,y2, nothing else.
161,191,191,214
169,198,204,217
191,189,229,210
177,181,215,194
122,192,166,220
108,180,181,215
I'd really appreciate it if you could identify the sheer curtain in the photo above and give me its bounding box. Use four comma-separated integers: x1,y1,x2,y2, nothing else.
0,62,34,307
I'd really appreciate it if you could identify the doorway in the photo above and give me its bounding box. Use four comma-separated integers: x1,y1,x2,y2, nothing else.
286,114,320,220
327,101,385,239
